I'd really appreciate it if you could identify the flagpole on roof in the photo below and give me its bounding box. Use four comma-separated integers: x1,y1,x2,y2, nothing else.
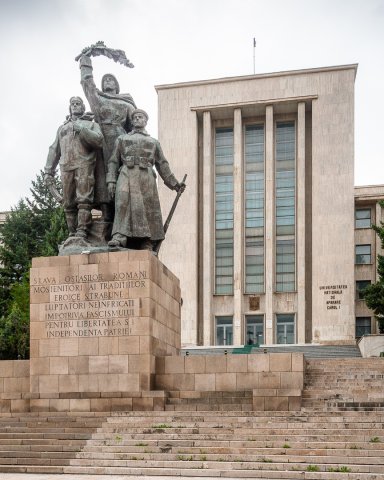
253,38,256,74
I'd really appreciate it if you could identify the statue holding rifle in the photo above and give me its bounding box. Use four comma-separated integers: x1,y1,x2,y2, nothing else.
107,108,185,252
44,42,186,255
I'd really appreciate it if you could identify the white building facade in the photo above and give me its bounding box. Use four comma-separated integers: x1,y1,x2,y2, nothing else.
157,65,358,347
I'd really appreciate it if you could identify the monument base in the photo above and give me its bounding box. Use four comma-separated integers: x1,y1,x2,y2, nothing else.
29,250,181,411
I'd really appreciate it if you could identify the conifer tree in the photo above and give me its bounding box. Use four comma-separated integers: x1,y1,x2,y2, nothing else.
0,171,67,358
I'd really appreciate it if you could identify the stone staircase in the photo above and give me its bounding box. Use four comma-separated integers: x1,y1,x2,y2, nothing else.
303,358,384,411
0,410,383,478
182,344,362,358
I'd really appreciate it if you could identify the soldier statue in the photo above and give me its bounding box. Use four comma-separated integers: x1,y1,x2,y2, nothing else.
44,97,103,240
106,109,184,251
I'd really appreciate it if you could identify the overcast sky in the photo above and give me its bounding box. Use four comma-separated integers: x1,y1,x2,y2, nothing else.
0,0,383,210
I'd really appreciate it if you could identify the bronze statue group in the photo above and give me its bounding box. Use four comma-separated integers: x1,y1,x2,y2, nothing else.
44,43,185,254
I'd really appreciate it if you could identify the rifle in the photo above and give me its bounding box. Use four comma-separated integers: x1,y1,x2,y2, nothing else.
154,174,187,255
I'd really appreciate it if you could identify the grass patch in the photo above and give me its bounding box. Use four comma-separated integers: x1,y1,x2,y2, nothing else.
328,466,351,473
306,465,320,472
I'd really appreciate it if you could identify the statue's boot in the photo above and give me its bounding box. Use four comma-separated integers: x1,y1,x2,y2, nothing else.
140,238,153,251
76,206,92,238
65,210,77,237
108,233,127,248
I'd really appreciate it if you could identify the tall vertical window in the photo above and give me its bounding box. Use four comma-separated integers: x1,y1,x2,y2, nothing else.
244,125,265,293
355,208,371,229
276,314,295,344
216,316,233,345
215,128,234,294
355,245,371,264
275,122,296,292
356,280,371,300
245,315,264,345
355,317,371,337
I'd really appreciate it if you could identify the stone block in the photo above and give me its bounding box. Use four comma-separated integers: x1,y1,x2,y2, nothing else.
39,339,60,357
108,251,130,264
13,361,30,377
77,338,99,356
50,357,69,375
58,374,79,393
172,373,195,390
30,340,39,358
30,358,50,376
98,337,119,355
132,397,153,411
109,355,129,373
68,356,89,375
59,339,79,357
30,399,50,412
111,397,133,411
195,373,216,391
140,373,154,390
264,396,289,411
69,399,91,411
39,375,59,393
98,374,119,392
119,336,140,355
164,356,184,374
30,322,46,340
215,373,236,391
128,317,152,336
227,355,248,373
3,377,25,394
288,396,302,411
155,374,174,390
69,254,89,265
90,398,112,412
236,373,259,390
184,355,205,374
32,257,51,268
252,396,265,410
248,354,270,372
89,356,109,374
139,336,151,354
128,354,155,374
88,252,109,264
118,373,140,391
0,361,14,377
78,374,99,392
280,371,304,389
269,353,292,372
205,355,227,373
153,396,165,410
11,399,30,413
155,357,165,374
258,372,281,389
49,399,70,412
292,353,305,372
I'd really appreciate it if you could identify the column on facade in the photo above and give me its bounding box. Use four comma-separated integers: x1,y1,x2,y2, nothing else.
297,102,306,343
375,202,382,283
265,105,274,344
202,111,213,345
233,108,244,345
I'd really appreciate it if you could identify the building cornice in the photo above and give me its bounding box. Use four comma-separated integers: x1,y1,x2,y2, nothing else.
155,64,358,91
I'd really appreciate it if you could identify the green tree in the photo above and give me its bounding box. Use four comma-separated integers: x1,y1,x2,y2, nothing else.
364,201,384,334
0,171,67,358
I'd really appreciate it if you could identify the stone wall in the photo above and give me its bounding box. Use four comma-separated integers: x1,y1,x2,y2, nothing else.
0,360,30,413
155,352,304,411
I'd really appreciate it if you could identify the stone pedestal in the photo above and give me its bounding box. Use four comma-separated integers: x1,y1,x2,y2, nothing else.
29,250,181,411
